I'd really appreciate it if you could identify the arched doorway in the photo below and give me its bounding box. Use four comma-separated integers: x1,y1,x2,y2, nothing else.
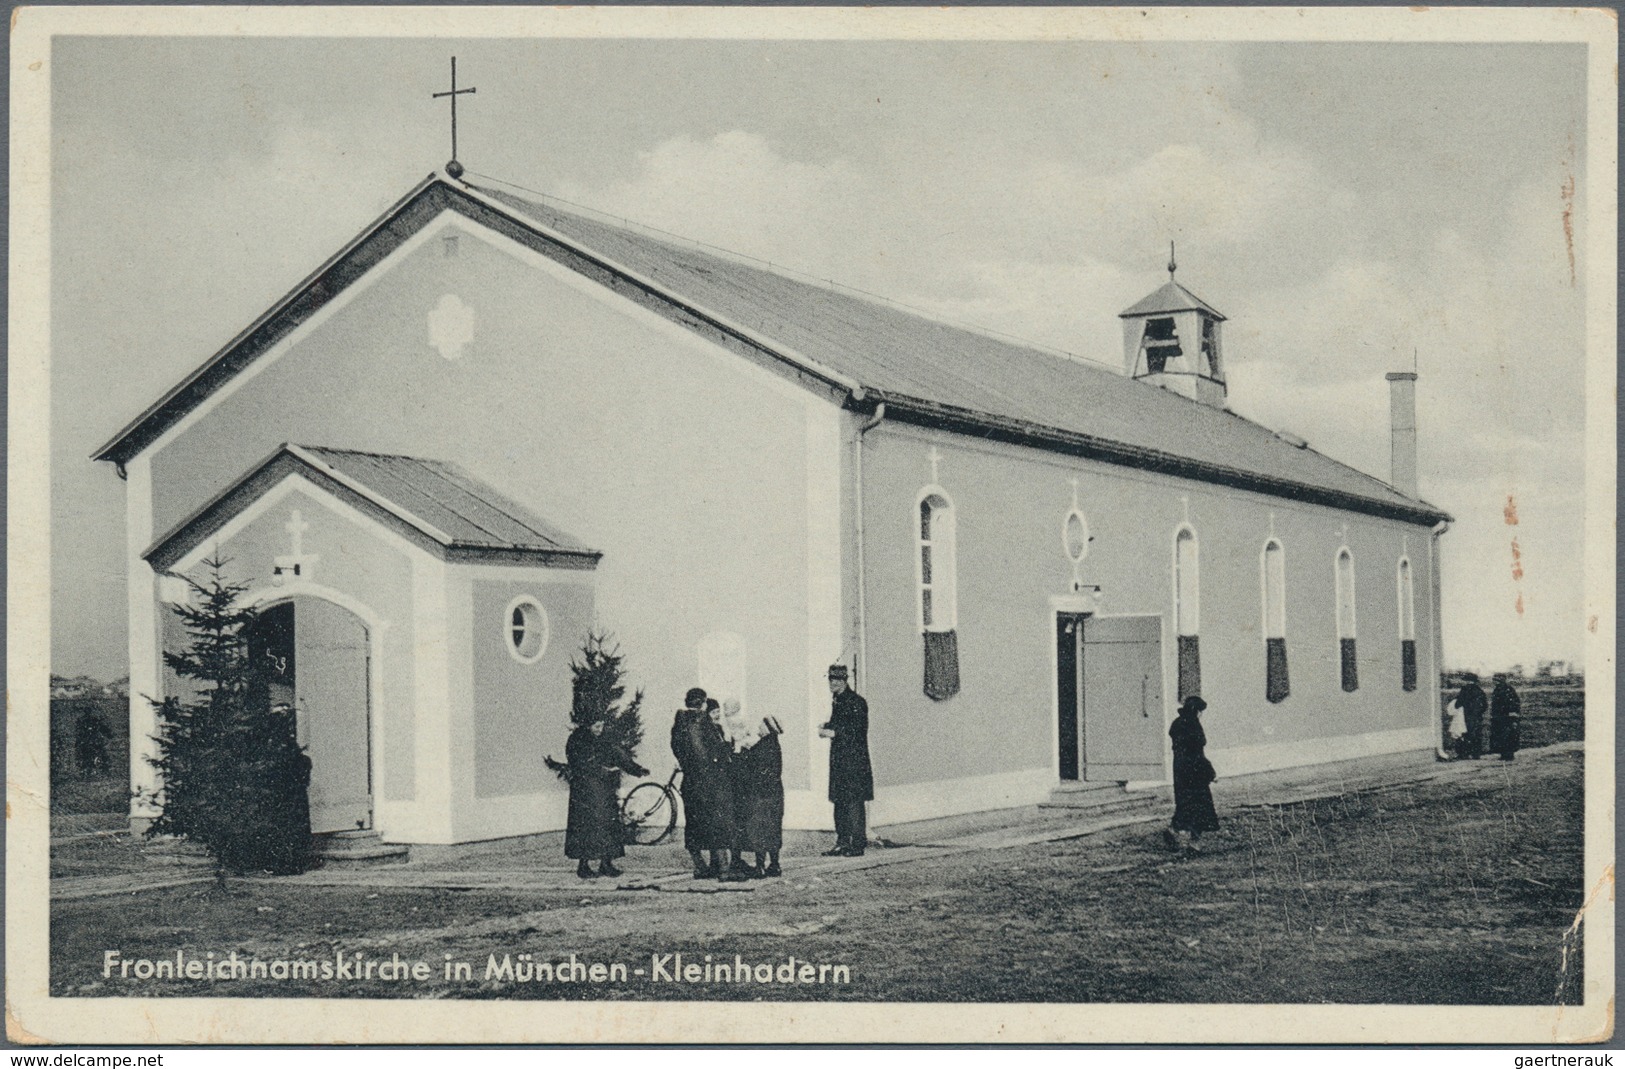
246,597,373,833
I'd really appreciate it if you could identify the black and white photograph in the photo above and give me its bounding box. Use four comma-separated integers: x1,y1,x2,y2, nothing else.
7,5,1615,1046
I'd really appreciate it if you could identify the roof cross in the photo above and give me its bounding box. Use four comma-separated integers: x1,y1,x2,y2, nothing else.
433,56,477,179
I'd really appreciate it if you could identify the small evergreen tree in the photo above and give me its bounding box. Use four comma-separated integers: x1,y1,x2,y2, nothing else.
145,556,311,883
546,632,646,779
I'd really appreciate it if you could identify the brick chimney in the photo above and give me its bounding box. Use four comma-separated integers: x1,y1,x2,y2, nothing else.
1385,371,1418,498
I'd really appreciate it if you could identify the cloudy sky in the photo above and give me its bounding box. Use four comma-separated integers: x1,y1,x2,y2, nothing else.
42,19,1599,678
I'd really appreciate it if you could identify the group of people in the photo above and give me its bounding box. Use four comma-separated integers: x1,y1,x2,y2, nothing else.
562,663,876,880
1444,672,1522,761
671,689,787,880
566,662,1531,874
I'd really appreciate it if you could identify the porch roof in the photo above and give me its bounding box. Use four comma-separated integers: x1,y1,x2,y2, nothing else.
144,443,602,571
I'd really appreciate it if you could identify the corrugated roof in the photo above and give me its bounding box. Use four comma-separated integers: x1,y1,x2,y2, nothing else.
473,184,1439,523
97,174,1447,527
294,446,595,555
144,442,599,570
1118,279,1226,320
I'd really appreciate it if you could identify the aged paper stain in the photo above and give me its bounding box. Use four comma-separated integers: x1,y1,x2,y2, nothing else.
6,1000,50,1045
1511,538,1524,581
1504,494,1520,525
1561,171,1577,286
1551,865,1614,1040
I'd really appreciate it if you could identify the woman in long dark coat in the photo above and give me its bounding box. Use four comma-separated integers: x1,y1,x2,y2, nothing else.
256,702,313,875
1167,695,1219,849
565,719,647,879
731,714,785,878
1488,674,1522,761
671,695,739,879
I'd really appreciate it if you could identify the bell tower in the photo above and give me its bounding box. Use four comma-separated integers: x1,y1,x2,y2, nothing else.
1119,246,1227,408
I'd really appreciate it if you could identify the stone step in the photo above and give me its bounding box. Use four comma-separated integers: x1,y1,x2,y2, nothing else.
1039,781,1160,815
312,830,409,863
1049,779,1130,796
1038,794,1160,817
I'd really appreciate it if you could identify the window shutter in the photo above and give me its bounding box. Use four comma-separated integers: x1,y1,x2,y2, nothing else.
1266,637,1290,703
1177,634,1202,701
923,629,960,701
1341,638,1359,692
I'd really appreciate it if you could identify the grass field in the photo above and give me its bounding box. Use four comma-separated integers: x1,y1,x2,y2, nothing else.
52,748,1585,1005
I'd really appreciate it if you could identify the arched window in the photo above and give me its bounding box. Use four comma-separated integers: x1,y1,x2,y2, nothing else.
1336,548,1358,691
1262,539,1289,703
1174,526,1201,699
1397,558,1417,691
917,489,960,700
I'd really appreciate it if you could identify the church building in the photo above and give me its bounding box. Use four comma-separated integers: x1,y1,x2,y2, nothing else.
96,169,1451,844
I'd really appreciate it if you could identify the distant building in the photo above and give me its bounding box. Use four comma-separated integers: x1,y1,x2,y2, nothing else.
49,675,104,700
1535,660,1578,680
95,170,1452,844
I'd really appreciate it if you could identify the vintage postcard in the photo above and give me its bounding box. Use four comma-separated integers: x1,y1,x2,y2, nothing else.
8,5,1616,1046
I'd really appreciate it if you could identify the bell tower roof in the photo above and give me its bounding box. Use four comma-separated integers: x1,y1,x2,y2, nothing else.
1118,279,1225,321
1118,256,1228,409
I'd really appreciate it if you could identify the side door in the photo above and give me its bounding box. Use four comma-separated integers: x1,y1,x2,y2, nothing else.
1081,615,1166,781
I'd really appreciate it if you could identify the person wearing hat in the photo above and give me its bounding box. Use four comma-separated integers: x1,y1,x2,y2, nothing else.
564,715,649,879
1488,673,1522,761
819,664,874,857
671,687,741,879
1166,695,1219,851
731,714,786,877
1451,673,1489,759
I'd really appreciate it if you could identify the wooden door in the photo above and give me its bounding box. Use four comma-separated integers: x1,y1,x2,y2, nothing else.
294,599,372,833
1081,615,1166,781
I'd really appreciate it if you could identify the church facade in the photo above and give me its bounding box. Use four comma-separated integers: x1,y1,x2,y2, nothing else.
96,172,1451,844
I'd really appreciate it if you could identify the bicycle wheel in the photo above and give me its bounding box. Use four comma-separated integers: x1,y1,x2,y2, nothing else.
621,783,676,846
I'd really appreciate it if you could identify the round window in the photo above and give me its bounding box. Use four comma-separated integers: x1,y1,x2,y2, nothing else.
504,596,549,664
1063,509,1091,563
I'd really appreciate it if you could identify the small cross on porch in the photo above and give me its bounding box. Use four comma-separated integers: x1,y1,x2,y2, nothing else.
273,507,320,584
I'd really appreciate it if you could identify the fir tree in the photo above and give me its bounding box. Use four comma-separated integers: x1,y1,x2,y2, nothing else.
144,556,312,883
546,632,646,779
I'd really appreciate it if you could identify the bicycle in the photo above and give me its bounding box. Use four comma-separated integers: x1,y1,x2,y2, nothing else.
620,768,680,846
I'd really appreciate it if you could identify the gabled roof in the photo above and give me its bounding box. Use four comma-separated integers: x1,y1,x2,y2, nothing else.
1118,279,1226,320
144,443,600,572
97,172,1448,527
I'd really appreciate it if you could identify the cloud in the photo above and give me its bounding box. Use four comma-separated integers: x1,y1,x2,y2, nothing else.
559,121,1354,358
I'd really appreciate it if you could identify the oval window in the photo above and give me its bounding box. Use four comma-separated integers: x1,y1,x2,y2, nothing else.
1063,509,1091,563
505,596,549,664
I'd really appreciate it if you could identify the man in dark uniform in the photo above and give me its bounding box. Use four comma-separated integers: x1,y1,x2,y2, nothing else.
819,664,873,857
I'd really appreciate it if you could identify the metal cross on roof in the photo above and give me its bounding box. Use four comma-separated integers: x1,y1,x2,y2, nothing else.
433,56,477,179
